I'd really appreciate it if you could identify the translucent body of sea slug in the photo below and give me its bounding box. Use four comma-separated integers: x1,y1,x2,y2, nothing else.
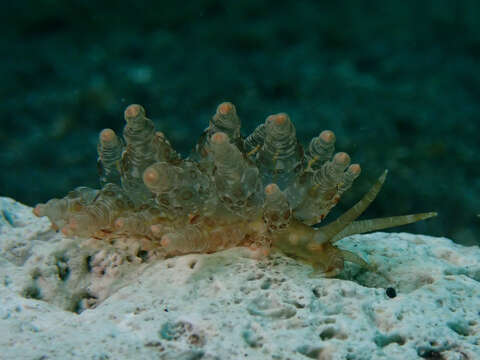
34,102,436,276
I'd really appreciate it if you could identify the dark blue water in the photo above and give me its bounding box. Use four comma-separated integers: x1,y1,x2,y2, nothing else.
1,0,479,245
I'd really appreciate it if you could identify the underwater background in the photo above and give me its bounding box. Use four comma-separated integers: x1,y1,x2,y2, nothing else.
1,0,479,245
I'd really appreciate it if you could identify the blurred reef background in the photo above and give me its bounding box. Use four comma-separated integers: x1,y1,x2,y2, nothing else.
1,0,479,245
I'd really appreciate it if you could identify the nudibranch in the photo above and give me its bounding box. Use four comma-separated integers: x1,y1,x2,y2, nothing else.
34,102,436,276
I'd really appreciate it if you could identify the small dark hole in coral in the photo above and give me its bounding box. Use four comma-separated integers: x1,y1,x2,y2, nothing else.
374,334,405,347
188,333,203,346
312,286,326,298
58,266,70,281
72,302,83,314
292,301,305,309
319,327,336,340
386,287,397,298
417,347,444,360
55,256,70,281
144,341,164,351
35,355,49,360
260,278,271,289
31,268,41,280
23,285,42,300
447,321,470,336
189,260,197,269
137,250,149,262
86,255,92,272
296,345,324,359
159,321,191,341
72,292,98,314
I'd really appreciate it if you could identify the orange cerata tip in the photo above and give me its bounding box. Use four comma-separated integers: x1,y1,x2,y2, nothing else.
61,225,73,236
150,224,163,237
99,128,116,143
264,183,280,196
333,152,351,166
319,130,335,143
114,217,126,230
210,132,228,144
349,164,361,176
143,166,160,186
267,113,289,126
217,102,233,115
273,113,289,125
124,104,143,120
160,234,172,248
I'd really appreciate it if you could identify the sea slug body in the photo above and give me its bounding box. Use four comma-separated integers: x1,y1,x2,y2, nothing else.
34,102,437,276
